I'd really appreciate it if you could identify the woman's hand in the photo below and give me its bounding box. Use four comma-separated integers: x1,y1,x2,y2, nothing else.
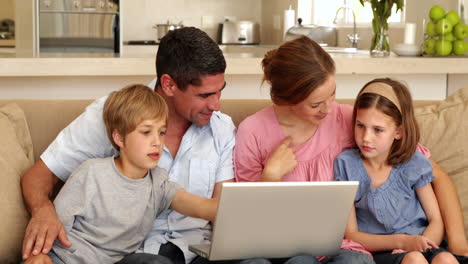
398,235,439,252
261,137,297,182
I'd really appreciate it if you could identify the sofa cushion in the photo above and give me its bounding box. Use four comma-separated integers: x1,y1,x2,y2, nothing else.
415,86,468,238
0,103,34,263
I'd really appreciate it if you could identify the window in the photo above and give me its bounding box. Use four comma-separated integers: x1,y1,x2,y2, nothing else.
300,0,405,25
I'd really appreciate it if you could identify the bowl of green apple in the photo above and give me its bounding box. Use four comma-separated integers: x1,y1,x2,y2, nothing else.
423,5,468,56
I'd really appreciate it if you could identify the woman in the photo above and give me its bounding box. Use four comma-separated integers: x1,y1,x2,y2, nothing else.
233,36,468,262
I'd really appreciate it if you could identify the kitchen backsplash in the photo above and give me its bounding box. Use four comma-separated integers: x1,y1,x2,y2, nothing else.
121,0,262,42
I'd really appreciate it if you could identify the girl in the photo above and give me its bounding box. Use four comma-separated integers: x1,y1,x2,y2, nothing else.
334,78,463,264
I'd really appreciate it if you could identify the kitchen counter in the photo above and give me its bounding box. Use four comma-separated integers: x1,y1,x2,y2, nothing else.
2,45,468,77
1,45,468,100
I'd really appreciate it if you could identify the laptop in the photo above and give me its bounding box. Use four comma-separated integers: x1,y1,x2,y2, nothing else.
189,181,359,261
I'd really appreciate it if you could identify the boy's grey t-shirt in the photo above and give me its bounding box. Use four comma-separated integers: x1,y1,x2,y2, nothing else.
51,157,182,263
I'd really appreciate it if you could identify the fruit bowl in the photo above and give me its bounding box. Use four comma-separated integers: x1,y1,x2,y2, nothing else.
423,5,468,56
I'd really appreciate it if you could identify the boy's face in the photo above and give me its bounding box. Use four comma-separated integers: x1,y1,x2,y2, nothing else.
117,118,167,178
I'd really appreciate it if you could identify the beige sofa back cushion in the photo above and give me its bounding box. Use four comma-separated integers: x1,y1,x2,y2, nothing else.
415,87,468,237
0,98,438,161
0,103,34,263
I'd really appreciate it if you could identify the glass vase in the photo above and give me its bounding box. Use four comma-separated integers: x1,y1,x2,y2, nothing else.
370,20,390,57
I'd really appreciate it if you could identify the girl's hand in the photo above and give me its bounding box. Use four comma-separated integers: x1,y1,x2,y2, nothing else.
400,235,439,252
261,137,297,182
391,249,406,254
24,253,53,264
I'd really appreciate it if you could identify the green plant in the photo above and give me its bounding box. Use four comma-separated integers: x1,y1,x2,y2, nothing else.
360,0,404,56
359,0,404,32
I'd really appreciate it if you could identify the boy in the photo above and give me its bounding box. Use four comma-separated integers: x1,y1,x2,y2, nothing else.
25,84,217,264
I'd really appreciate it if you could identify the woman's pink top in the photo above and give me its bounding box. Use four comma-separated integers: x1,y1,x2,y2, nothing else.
234,102,430,257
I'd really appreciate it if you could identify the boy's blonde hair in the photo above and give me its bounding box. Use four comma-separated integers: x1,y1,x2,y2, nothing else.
103,84,168,150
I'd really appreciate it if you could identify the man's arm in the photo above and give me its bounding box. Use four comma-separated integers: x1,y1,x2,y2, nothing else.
20,160,71,260
430,158,468,256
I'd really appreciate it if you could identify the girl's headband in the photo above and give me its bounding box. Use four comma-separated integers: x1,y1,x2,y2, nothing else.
358,82,401,113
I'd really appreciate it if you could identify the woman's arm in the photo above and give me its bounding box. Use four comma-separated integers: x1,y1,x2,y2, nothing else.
345,206,438,252
417,184,444,245
430,158,468,255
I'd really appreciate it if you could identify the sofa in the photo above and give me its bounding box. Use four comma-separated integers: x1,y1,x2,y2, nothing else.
1,86,468,264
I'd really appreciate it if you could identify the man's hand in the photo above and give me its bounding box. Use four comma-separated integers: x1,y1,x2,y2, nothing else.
261,137,297,182
24,253,53,264
399,235,438,252
22,202,71,260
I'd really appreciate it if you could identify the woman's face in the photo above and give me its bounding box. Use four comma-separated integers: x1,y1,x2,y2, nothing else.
289,75,336,126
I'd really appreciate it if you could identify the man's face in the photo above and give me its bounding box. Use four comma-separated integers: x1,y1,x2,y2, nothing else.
172,73,226,127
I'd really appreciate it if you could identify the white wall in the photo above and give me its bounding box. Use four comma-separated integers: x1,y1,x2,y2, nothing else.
0,73,448,100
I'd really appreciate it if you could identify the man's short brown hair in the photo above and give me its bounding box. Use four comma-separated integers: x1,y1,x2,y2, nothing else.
103,84,168,150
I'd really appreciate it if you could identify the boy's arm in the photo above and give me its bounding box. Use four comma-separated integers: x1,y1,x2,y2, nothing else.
170,189,218,222
417,183,444,245
21,160,71,260
344,205,438,252
430,158,468,255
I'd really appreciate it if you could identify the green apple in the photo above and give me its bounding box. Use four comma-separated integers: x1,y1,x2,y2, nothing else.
453,40,468,55
436,18,453,35
426,21,438,37
435,39,453,56
429,5,446,22
424,39,437,54
442,32,455,41
445,10,460,26
454,23,468,39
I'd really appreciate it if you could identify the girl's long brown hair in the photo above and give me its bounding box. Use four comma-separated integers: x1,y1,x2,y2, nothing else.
353,78,420,165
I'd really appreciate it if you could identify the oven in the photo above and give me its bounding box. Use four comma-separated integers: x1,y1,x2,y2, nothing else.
39,0,120,53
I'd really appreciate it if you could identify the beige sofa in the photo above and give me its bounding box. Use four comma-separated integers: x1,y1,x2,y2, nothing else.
1,87,468,264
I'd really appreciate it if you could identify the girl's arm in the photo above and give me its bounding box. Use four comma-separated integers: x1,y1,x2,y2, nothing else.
170,189,218,222
430,158,468,255
416,183,444,245
345,205,437,252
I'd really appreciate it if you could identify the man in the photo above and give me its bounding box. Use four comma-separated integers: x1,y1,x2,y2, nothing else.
21,27,235,264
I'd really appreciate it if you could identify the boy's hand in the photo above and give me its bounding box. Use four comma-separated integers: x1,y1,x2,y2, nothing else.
399,235,438,252
22,203,71,260
261,137,297,182
24,253,53,264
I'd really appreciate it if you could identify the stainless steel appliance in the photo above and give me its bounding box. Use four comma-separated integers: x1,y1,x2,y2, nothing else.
153,21,184,41
39,0,120,53
217,20,260,45
285,18,337,47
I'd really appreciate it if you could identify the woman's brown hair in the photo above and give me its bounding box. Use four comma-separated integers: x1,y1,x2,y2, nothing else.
353,78,420,165
262,36,335,105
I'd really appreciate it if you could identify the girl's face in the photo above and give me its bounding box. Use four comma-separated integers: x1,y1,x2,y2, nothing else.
354,107,402,164
289,75,336,126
